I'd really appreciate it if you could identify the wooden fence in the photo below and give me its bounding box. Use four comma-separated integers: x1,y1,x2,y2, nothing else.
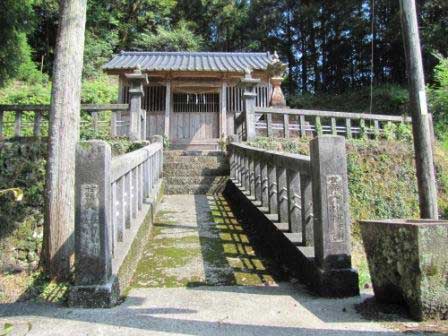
253,107,420,139
0,104,129,138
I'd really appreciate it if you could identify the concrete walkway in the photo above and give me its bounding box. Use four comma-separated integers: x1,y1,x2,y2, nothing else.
0,195,407,335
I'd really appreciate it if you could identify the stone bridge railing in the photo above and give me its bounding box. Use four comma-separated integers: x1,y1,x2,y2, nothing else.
69,137,163,307
225,135,359,297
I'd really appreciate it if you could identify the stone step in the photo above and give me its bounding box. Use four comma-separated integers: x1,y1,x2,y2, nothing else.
164,155,227,165
169,143,220,151
165,182,227,195
164,150,226,158
163,163,229,176
165,175,228,186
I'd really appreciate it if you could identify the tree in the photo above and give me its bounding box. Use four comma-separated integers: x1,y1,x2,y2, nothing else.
131,23,203,51
0,0,34,86
43,0,88,280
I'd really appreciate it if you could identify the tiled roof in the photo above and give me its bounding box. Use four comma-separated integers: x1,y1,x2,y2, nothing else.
103,51,273,73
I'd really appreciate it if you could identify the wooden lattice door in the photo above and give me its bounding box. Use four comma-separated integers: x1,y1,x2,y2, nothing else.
171,92,219,142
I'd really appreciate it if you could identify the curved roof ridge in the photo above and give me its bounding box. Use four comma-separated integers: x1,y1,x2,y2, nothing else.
104,51,275,73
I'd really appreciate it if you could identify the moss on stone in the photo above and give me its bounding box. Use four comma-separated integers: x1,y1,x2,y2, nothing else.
131,195,281,288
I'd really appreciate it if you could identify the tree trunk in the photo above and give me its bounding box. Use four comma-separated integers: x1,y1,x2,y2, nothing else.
42,0,87,280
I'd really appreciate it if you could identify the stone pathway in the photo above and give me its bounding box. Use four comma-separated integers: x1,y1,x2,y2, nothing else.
0,195,431,335
131,195,280,288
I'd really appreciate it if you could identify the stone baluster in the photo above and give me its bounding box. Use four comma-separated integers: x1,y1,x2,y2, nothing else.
287,169,302,233
276,166,288,223
254,158,262,202
249,154,256,196
261,161,269,209
268,163,278,215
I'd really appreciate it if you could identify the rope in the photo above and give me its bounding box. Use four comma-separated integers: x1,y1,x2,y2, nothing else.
369,0,375,116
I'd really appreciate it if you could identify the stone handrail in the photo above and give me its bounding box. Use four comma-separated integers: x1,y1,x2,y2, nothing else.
70,137,163,307
227,136,359,296
253,107,428,139
0,104,129,138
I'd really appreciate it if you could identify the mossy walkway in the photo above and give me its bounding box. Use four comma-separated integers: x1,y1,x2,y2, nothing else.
131,195,281,288
1,194,423,335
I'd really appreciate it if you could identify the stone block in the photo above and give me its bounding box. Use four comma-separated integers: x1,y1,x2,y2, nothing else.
360,219,448,320
69,276,119,308
75,141,112,286
310,136,352,270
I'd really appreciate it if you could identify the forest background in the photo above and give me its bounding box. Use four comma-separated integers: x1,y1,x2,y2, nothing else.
1,0,447,142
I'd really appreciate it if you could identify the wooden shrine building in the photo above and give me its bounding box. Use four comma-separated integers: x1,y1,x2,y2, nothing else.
103,51,285,149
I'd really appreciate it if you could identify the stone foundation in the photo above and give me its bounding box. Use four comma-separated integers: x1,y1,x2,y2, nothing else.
360,219,448,320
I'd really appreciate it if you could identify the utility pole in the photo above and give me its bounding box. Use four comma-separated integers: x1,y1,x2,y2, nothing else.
399,0,438,219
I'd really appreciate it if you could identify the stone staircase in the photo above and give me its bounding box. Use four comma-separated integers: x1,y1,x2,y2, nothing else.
163,150,229,194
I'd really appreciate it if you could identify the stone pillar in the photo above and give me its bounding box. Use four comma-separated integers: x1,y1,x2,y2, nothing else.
309,135,359,296
125,67,148,141
239,69,260,141
310,136,351,269
70,140,118,307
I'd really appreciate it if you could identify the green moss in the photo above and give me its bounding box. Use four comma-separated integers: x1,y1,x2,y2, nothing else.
131,196,280,288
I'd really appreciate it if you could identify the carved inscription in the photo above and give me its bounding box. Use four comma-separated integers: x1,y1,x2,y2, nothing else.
80,184,100,256
326,175,345,242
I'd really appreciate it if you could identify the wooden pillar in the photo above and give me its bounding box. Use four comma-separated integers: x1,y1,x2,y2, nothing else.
164,80,171,139
220,81,228,138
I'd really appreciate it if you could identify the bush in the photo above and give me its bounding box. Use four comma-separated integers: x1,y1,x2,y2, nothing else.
428,55,448,146
288,84,409,116
81,75,117,104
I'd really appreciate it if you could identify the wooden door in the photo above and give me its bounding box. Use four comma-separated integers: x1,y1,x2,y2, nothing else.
171,92,219,141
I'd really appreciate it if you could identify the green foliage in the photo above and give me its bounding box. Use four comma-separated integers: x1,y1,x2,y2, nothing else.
288,85,409,116
81,76,117,104
0,82,51,105
0,0,34,86
396,123,413,142
132,22,203,52
0,323,13,336
83,31,118,79
429,55,448,142
383,122,397,141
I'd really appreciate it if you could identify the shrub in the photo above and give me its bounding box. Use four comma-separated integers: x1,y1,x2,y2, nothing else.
428,55,448,146
288,84,409,116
